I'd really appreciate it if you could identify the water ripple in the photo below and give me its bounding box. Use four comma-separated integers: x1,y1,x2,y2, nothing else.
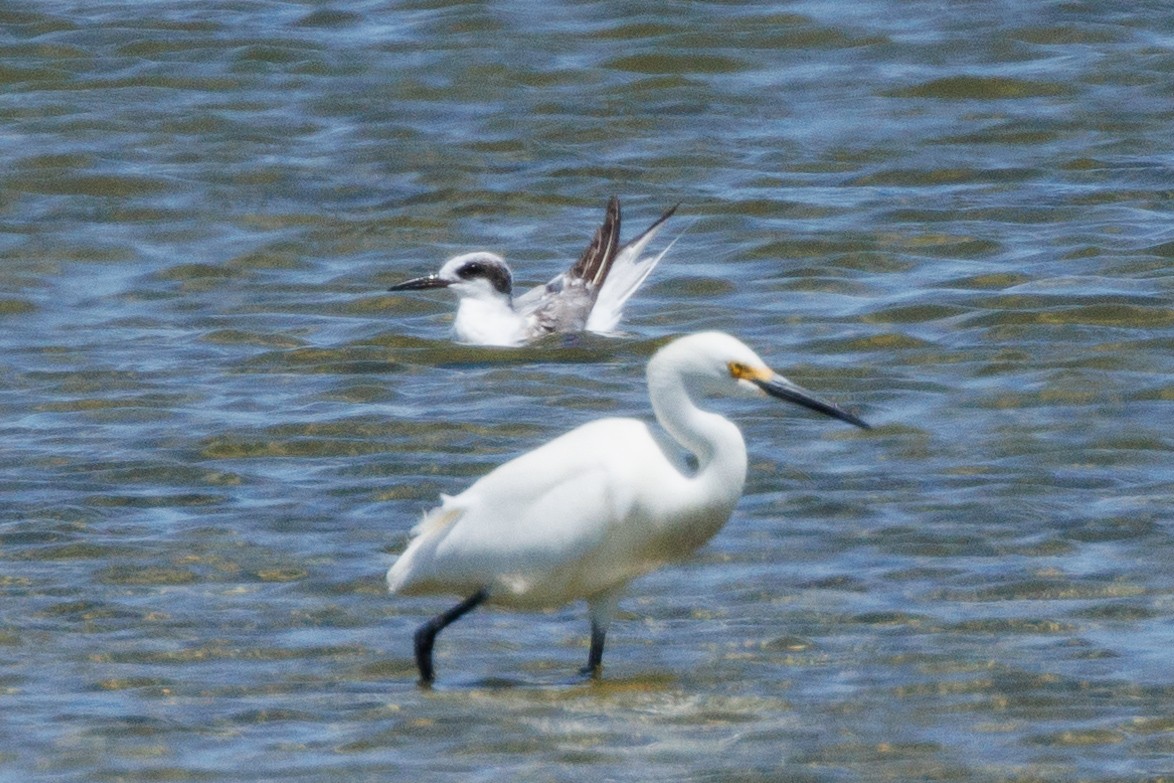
0,1,1171,781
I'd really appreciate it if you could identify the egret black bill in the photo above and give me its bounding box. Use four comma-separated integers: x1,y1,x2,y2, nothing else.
754,374,870,430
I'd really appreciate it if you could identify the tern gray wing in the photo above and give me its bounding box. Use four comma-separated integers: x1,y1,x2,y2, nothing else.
517,197,624,336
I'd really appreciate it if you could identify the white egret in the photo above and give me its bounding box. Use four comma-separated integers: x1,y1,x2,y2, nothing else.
387,331,870,683
386,197,678,346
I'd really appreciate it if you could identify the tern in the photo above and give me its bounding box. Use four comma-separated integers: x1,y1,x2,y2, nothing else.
387,331,871,684
387,197,678,346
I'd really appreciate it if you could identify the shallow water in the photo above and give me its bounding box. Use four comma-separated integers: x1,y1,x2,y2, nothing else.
2,1,1172,781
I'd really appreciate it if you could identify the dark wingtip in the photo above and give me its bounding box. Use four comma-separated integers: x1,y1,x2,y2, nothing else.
568,196,622,289
622,201,679,250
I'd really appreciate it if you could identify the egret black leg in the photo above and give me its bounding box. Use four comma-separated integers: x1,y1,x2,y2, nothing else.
414,589,489,685
580,621,607,678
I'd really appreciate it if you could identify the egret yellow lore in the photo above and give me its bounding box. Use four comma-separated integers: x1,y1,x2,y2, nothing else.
387,331,870,684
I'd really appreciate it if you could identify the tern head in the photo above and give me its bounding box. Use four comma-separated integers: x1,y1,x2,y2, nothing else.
651,332,870,429
389,252,514,305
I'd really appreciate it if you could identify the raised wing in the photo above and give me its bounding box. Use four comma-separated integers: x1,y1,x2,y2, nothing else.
515,197,622,335
567,195,621,291
511,198,678,338
586,202,679,333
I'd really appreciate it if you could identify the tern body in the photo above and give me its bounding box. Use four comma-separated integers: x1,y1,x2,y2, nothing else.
387,331,870,683
387,197,678,346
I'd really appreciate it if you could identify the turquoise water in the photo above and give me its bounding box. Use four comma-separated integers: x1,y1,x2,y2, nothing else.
1,2,1171,780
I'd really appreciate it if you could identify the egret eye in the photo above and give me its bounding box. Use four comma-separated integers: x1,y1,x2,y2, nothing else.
728,362,766,381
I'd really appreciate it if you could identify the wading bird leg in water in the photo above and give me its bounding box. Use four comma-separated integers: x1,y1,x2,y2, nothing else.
582,622,606,677
580,588,619,677
413,588,489,685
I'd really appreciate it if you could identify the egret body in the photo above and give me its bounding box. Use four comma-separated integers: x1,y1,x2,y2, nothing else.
387,331,870,683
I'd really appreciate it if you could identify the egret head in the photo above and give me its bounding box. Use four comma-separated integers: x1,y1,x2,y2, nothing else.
652,331,870,429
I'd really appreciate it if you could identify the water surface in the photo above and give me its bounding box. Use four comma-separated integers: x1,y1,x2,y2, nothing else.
1,2,1172,781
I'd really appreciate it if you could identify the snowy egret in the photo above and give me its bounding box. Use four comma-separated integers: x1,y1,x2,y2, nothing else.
386,197,678,346
387,331,870,684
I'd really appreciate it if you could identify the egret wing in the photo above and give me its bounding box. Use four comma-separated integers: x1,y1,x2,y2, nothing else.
389,419,666,605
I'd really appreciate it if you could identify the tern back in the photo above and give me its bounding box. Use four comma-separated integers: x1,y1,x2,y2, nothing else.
521,198,677,337
522,197,622,335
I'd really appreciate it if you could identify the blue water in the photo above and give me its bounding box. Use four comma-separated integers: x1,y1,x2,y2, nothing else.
1,2,1171,781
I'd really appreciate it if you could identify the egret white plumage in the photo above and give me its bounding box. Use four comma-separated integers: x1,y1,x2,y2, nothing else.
386,197,677,346
387,331,870,684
